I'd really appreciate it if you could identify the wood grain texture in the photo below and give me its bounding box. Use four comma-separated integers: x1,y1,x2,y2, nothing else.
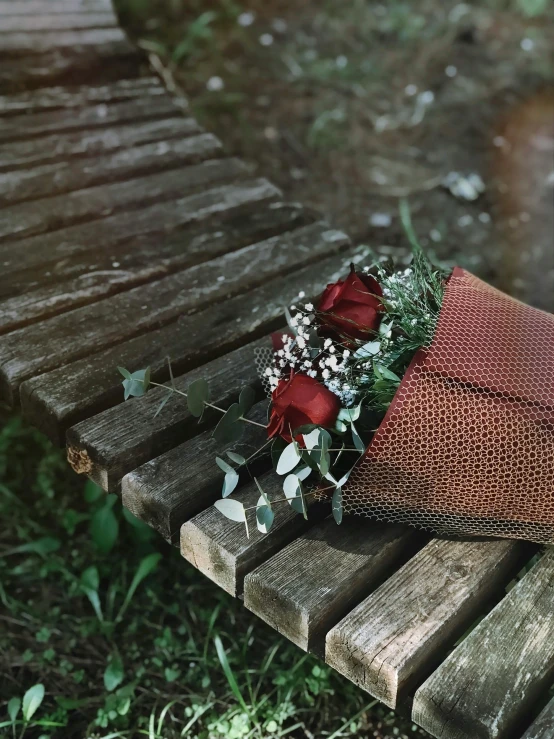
1,116,200,172
181,471,327,596
0,43,140,92
0,77,167,117
521,697,554,739
244,518,418,654
0,0,113,12
0,201,308,328
121,401,269,543
0,13,116,31
0,178,278,280
0,132,222,204
413,551,554,739
20,242,355,442
0,222,342,403
0,97,177,144
0,156,244,242
0,28,125,54
325,538,528,709
0,202,308,332
66,338,267,491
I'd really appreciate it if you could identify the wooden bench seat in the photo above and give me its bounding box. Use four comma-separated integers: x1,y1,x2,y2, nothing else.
1,3,552,737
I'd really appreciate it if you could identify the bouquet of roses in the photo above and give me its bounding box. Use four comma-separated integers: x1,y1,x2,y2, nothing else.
119,209,554,544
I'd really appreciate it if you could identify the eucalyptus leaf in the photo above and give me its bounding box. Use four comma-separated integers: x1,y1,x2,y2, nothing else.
283,475,307,517
216,457,235,475
332,487,343,524
238,386,255,416
293,423,320,436
187,378,210,418
226,451,246,466
271,437,287,469
334,419,348,433
214,498,246,523
353,341,380,359
256,504,274,534
374,363,401,382
338,404,361,423
154,390,172,418
276,442,301,475
222,471,239,498
122,368,150,400
292,465,311,481
117,366,132,380
254,478,271,509
303,428,321,451
351,423,366,453
213,403,243,445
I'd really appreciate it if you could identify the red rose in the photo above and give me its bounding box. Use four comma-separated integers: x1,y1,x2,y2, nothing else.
318,267,383,342
267,372,340,443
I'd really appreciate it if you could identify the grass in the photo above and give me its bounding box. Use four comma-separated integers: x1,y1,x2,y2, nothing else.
0,413,428,738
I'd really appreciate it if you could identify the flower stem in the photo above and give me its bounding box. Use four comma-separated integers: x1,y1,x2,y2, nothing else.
147,380,267,429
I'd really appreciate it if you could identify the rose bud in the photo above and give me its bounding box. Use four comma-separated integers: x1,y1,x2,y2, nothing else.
318,266,383,342
267,372,340,443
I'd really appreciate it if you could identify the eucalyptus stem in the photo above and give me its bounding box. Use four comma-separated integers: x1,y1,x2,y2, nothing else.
146,380,267,429
242,484,336,513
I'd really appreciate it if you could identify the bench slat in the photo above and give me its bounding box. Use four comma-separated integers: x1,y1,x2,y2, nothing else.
0,156,245,242
0,97,178,144
243,518,418,654
0,12,116,31
122,400,269,542
0,203,307,333
326,538,528,709
0,199,306,311
181,471,327,596
521,697,554,739
413,551,554,739
20,243,355,442
1,179,279,288
0,0,113,12
66,337,267,490
0,28,126,54
1,221,342,403
0,77,166,117
1,132,222,205
1,117,199,171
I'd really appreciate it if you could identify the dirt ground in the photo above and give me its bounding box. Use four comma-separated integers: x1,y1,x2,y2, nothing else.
117,0,554,312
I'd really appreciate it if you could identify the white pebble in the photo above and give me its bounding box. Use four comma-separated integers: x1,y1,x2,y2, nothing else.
206,76,224,92
445,65,457,77
521,37,534,52
259,33,274,46
478,212,491,224
370,212,392,228
238,11,255,27
405,84,418,96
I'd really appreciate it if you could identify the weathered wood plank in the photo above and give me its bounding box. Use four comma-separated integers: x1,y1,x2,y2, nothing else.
0,202,308,331
20,243,356,442
325,538,528,709
243,518,418,654
0,222,342,403
0,28,125,54
0,156,245,241
0,77,167,117
0,43,140,92
0,12,116,31
121,401,270,543
521,697,554,739
413,551,554,739
1,179,281,296
1,117,199,171
181,471,328,596
0,97,177,143
0,0,113,12
0,132,222,204
0,200,307,318
66,338,267,490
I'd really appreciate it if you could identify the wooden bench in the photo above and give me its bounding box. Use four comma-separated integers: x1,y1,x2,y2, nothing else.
2,3,553,737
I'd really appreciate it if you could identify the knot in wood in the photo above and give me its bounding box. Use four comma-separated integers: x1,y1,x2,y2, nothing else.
67,446,93,475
